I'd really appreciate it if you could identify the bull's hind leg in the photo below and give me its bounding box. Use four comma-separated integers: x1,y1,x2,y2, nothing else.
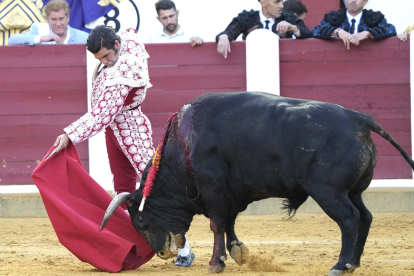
307,185,360,276
348,192,372,267
225,214,249,266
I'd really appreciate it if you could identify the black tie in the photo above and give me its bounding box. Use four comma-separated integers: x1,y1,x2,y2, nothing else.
350,19,356,34
264,20,270,30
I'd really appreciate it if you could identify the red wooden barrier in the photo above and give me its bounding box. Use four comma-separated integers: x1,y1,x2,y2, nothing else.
279,38,411,179
143,42,247,143
0,45,89,185
0,37,410,184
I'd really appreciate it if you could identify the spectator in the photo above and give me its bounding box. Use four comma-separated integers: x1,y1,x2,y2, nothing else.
147,0,203,47
283,0,307,21
312,0,396,49
8,0,88,45
216,0,311,58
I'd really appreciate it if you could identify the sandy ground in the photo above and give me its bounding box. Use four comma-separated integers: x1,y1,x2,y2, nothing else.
1,212,414,276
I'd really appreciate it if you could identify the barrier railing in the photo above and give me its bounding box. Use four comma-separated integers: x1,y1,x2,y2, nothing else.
0,36,410,190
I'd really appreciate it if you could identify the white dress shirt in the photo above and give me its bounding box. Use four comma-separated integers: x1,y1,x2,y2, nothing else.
346,11,363,34
259,10,275,31
147,26,197,43
33,23,70,44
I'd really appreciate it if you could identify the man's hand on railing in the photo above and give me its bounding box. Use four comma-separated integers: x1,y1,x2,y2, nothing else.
336,29,372,50
40,33,65,45
190,36,203,47
398,33,409,42
217,34,231,58
276,21,300,37
348,31,372,46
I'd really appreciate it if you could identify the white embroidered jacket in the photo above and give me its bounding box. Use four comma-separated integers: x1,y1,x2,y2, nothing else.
64,29,151,145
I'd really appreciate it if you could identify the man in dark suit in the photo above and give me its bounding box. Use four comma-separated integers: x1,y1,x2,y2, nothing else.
216,0,311,58
312,0,396,49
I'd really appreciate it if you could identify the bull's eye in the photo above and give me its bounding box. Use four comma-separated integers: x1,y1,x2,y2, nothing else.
138,216,143,224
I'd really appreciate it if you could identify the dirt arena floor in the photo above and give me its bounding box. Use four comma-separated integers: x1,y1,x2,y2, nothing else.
1,212,414,276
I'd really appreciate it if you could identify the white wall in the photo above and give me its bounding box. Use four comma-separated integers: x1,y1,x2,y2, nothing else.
365,0,414,33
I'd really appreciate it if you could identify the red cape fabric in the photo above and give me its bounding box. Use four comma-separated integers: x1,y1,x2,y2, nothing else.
31,144,155,272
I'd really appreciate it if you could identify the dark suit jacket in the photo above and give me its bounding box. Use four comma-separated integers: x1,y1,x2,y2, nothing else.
216,10,311,42
312,9,396,40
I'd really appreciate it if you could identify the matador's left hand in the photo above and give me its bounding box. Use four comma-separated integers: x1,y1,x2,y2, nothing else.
46,133,71,160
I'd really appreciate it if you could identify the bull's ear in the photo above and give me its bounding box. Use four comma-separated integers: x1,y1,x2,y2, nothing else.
126,199,133,206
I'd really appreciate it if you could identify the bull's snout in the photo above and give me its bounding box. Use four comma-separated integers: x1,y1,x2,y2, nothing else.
157,248,177,259
157,249,168,258
157,232,185,259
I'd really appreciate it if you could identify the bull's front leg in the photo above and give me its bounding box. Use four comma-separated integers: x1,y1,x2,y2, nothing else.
225,214,249,266
208,218,227,273
191,161,229,272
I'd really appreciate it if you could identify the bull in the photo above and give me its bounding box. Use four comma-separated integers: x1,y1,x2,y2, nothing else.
101,92,414,276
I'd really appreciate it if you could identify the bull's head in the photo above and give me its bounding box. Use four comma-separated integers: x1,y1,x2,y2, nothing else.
100,189,190,260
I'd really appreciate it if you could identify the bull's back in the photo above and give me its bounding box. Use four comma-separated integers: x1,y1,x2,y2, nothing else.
185,92,363,144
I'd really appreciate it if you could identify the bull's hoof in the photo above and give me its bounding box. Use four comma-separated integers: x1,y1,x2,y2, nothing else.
230,240,249,265
328,263,356,276
207,262,226,273
328,269,346,276
345,263,356,272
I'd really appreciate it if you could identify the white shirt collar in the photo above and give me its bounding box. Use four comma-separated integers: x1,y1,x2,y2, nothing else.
159,25,184,38
259,10,275,28
63,26,70,44
346,10,363,33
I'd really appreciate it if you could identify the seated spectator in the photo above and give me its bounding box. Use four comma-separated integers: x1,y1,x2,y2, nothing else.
147,0,203,47
216,0,311,58
8,0,88,45
283,0,307,21
312,0,396,49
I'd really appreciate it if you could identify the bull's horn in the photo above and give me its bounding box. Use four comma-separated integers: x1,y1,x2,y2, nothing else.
138,197,146,212
100,192,130,231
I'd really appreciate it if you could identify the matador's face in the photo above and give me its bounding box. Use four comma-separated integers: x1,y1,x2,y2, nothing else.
93,40,121,68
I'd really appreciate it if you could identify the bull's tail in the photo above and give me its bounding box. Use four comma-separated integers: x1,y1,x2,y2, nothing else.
350,109,414,170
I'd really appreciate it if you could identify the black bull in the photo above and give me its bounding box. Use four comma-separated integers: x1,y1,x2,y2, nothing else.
101,92,414,275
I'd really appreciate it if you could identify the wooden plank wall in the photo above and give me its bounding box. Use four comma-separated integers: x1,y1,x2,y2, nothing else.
0,37,410,184
279,38,411,179
302,0,341,31
0,45,89,185
143,42,247,143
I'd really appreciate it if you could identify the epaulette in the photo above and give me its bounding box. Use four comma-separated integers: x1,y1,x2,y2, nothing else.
237,9,258,28
362,9,385,27
324,9,347,27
